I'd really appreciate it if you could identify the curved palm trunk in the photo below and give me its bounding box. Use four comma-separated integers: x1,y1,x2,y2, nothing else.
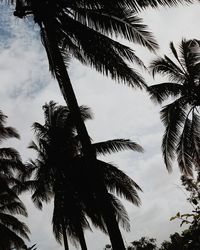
41,22,126,250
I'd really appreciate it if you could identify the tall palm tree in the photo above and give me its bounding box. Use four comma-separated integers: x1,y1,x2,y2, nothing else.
11,0,193,248
0,110,30,250
25,101,142,250
148,39,200,176
12,2,155,248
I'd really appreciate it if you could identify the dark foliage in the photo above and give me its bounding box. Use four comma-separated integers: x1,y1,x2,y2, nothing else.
0,110,29,250
27,101,142,249
148,39,200,175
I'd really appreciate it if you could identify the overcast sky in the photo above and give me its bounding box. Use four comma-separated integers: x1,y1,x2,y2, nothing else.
0,2,200,250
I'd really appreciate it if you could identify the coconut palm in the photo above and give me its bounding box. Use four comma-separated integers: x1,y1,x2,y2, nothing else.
0,110,29,250
10,0,194,249
148,39,200,176
25,101,142,250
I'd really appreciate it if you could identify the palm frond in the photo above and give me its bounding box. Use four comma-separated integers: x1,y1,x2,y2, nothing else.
0,224,26,250
148,82,183,104
0,213,30,239
169,41,188,75
179,39,194,75
150,57,185,83
97,160,142,206
0,126,20,142
31,184,53,209
179,39,200,80
109,194,130,231
161,98,187,172
59,16,146,88
190,111,200,170
53,0,193,11
135,0,193,9
94,139,143,156
13,180,38,195
176,116,194,176
0,200,28,217
0,148,21,161
0,158,24,175
72,7,158,51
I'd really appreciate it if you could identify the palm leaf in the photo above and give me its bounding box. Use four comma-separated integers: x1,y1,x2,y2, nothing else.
170,41,187,74
94,139,143,156
176,116,194,176
150,57,185,83
0,126,20,142
97,160,142,206
59,15,146,88
0,200,27,217
148,82,183,104
0,224,25,250
109,194,130,232
190,111,200,170
72,7,158,51
135,0,193,9
0,213,30,239
161,98,187,172
0,148,21,161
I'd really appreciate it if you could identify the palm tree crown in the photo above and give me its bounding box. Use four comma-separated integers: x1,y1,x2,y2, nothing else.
148,39,200,176
13,0,165,87
12,0,195,87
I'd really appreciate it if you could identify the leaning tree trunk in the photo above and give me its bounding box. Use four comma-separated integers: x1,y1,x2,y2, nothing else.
40,21,126,250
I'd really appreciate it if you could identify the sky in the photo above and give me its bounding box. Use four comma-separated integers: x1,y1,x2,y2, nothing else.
0,2,200,250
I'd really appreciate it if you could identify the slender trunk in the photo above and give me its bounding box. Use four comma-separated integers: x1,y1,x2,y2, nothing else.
62,220,69,250
42,23,94,159
42,22,126,250
77,227,88,250
99,188,126,250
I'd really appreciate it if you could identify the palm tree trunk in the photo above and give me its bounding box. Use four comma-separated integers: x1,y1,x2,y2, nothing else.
77,227,88,250
99,192,126,250
61,220,69,250
42,22,126,250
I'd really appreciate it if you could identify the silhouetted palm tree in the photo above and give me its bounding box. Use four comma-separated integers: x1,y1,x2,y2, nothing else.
12,2,154,248
26,101,142,250
148,39,200,176
0,110,29,250
11,1,194,249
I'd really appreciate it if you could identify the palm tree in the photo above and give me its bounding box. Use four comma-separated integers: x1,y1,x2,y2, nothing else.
25,101,142,250
10,0,193,248
0,110,30,250
148,39,200,176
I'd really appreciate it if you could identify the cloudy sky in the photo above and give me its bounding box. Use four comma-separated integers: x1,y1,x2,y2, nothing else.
1,2,200,250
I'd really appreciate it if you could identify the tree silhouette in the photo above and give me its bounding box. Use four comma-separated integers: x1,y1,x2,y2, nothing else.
26,101,142,250
148,39,200,176
9,0,194,248
12,1,158,248
0,110,29,250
